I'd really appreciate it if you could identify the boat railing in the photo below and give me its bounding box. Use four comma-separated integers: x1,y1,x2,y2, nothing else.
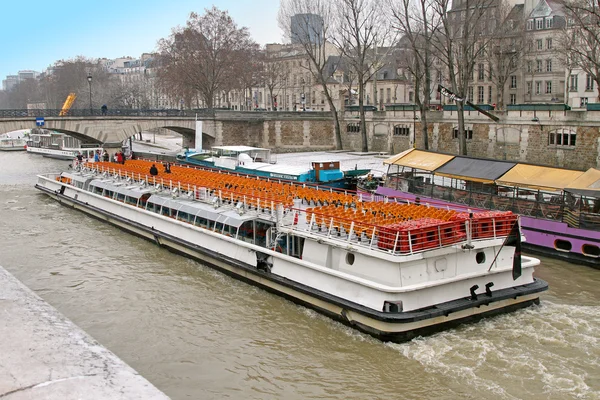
385,176,572,222
289,206,518,256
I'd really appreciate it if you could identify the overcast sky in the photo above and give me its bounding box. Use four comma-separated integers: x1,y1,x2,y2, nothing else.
1,0,282,81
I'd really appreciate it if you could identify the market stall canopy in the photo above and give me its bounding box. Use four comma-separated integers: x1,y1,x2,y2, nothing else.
383,149,454,172
435,157,517,184
565,168,600,197
496,164,584,191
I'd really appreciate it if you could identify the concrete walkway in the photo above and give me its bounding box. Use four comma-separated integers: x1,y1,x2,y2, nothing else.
0,266,169,399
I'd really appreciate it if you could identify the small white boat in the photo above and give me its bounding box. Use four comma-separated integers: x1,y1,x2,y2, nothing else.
35,160,548,342
26,131,102,160
0,137,27,151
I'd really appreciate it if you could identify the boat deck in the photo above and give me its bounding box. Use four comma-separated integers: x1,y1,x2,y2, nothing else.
82,160,519,256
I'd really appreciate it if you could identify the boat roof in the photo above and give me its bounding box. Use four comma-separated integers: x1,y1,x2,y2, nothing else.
147,195,258,228
384,148,586,190
212,146,270,152
435,157,516,184
383,149,453,172
496,164,584,191
565,168,600,197
244,162,310,176
90,179,154,199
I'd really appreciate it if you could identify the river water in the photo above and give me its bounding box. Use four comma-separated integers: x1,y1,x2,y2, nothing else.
1,150,599,400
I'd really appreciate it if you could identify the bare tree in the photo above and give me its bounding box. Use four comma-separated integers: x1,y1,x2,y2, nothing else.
263,51,290,110
431,0,497,155
484,2,526,110
390,0,439,150
157,7,258,109
334,0,395,152
559,0,600,102
279,0,344,149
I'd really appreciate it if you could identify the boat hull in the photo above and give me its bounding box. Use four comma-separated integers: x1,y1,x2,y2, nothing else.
36,179,548,343
376,186,600,269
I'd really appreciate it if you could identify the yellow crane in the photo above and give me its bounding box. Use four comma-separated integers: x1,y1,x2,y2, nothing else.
59,93,77,116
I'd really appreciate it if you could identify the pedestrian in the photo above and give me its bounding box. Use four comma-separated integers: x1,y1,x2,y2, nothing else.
130,151,136,160
102,150,109,162
113,153,119,163
101,104,108,115
76,152,83,165
163,162,171,173
149,164,159,176
94,151,100,162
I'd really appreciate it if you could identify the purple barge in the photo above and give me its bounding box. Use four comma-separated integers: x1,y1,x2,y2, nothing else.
369,149,600,268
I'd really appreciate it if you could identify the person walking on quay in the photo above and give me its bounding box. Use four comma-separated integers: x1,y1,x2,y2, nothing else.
101,104,108,115
149,164,159,176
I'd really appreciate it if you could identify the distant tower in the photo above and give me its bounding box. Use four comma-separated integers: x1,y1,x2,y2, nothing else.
290,13,324,44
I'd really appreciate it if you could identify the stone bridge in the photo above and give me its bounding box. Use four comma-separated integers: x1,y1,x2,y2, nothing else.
0,111,336,151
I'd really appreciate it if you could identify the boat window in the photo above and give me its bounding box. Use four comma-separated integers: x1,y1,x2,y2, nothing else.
194,216,209,228
476,252,486,264
554,239,572,252
125,196,137,206
147,202,159,213
255,221,273,247
238,221,254,243
116,193,126,202
105,190,114,199
178,211,190,223
290,236,305,258
214,222,225,233
139,194,151,208
92,186,103,195
161,206,171,217
346,252,355,265
582,244,600,257
224,224,237,237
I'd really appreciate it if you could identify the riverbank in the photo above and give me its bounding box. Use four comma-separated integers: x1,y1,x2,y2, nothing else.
0,265,168,399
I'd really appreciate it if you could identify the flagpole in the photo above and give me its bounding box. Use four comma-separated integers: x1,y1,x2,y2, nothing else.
487,219,521,274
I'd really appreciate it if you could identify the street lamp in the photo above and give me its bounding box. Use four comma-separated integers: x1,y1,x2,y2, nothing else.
87,75,93,115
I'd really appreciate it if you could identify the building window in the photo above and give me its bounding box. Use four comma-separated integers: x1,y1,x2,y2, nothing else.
386,88,391,103
546,81,552,93
527,20,533,30
527,81,532,94
510,76,517,89
477,86,484,103
528,41,533,52
488,86,493,104
536,19,543,29
453,127,474,140
546,59,552,72
468,86,474,103
545,17,553,28
478,64,485,80
535,81,542,95
537,39,543,50
526,61,532,73
581,97,589,107
570,75,578,92
510,94,517,104
536,60,542,72
586,74,594,91
346,123,360,133
548,129,576,146
394,125,410,136
547,38,553,49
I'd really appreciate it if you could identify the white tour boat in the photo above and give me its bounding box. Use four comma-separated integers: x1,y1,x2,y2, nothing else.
35,160,548,342
0,137,27,151
26,131,102,160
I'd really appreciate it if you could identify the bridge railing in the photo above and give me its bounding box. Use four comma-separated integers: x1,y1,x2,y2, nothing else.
0,109,217,118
